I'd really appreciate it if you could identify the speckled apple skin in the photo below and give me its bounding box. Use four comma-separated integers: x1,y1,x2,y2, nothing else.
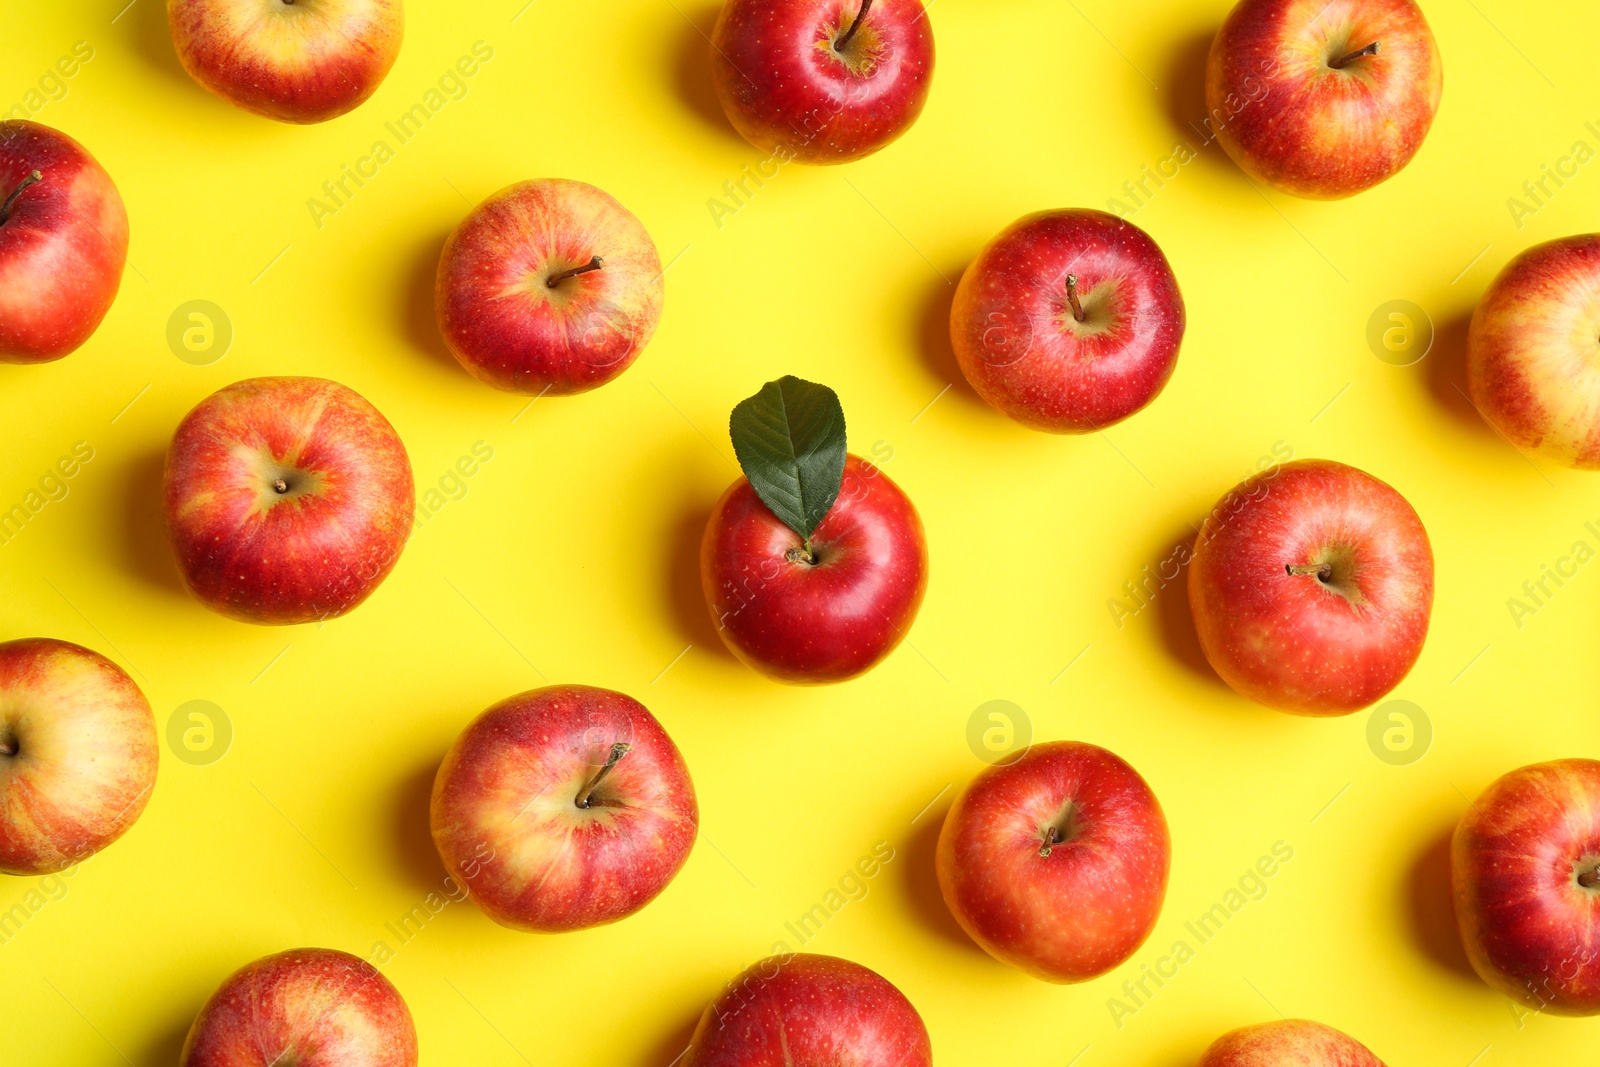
1206,0,1442,199
1453,759,1600,1015
711,0,934,164
1199,1020,1385,1066
950,208,1185,433
936,741,1170,983
0,638,157,876
701,455,928,684
436,179,663,395
168,0,404,124
1188,459,1433,715
430,685,698,932
180,948,418,1067
684,954,932,1067
0,121,127,362
164,376,415,625
1467,234,1600,469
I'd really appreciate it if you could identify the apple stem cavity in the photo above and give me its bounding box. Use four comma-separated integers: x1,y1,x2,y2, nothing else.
1580,864,1600,889
1330,41,1380,70
547,256,604,289
1286,562,1334,583
575,742,632,809
835,0,873,53
1064,274,1088,323
272,478,290,495
0,734,15,758
0,169,43,227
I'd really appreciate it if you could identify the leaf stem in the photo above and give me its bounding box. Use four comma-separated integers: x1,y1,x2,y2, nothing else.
835,0,872,52
575,742,631,809
1329,41,1379,70
0,170,43,226
547,256,603,288
1064,274,1087,323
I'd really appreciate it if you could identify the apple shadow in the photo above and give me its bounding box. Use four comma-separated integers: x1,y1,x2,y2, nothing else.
634,1011,701,1067
1421,308,1493,438
401,230,464,378
898,805,988,959
1147,524,1229,692
126,0,192,86
1160,29,1236,175
913,268,984,410
665,500,736,663
391,757,448,893
134,1013,192,1067
1405,823,1478,982
668,3,746,147
116,447,188,598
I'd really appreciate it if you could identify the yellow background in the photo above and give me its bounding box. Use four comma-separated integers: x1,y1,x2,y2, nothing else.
2,0,1597,1062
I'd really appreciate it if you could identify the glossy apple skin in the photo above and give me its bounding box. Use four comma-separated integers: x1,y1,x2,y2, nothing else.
430,685,697,932
701,454,927,684
168,0,403,124
1207,0,1442,198
0,639,157,876
1188,459,1433,715
951,209,1184,433
181,948,417,1067
1199,1020,1385,1066
0,121,127,363
1452,759,1600,1015
164,377,415,625
437,179,664,396
1467,235,1600,468
711,0,934,164
685,954,931,1067
936,741,1169,982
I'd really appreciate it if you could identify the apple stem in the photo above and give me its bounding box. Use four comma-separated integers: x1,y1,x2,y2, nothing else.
1064,274,1087,323
272,478,290,495
0,736,15,758
1330,41,1380,70
1039,825,1061,858
1580,865,1600,889
575,742,632,809
1286,562,1334,583
0,170,43,226
547,256,603,288
785,541,817,565
835,0,873,52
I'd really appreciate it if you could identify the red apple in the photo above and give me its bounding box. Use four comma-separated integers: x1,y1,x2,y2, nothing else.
703,454,927,683
936,740,1169,982
0,121,127,363
1206,0,1442,199
436,179,664,396
181,947,417,1067
1452,759,1600,1015
430,685,697,932
1188,459,1433,714
1199,1020,1385,1066
164,376,415,625
711,0,934,164
168,0,404,124
684,953,931,1067
1467,235,1600,469
0,638,157,876
950,209,1185,433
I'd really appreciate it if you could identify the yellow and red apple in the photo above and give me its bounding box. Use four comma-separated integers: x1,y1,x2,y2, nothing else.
0,638,157,876
168,0,404,124
164,377,415,625
429,685,698,932
1199,1020,1386,1066
436,179,664,395
1207,0,1442,198
0,121,127,363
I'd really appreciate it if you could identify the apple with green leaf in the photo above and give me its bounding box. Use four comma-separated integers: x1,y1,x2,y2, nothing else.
700,376,928,684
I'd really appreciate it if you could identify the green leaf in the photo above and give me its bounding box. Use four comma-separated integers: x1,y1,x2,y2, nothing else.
729,376,848,542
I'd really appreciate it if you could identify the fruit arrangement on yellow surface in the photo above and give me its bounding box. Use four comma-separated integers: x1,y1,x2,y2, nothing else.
4,0,1600,1063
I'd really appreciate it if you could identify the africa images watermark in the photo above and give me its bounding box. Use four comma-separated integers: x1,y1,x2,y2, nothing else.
1106,57,1279,220
0,441,96,548
306,41,496,231
1504,119,1600,231
1504,517,1600,630
5,41,95,123
1106,840,1296,1029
